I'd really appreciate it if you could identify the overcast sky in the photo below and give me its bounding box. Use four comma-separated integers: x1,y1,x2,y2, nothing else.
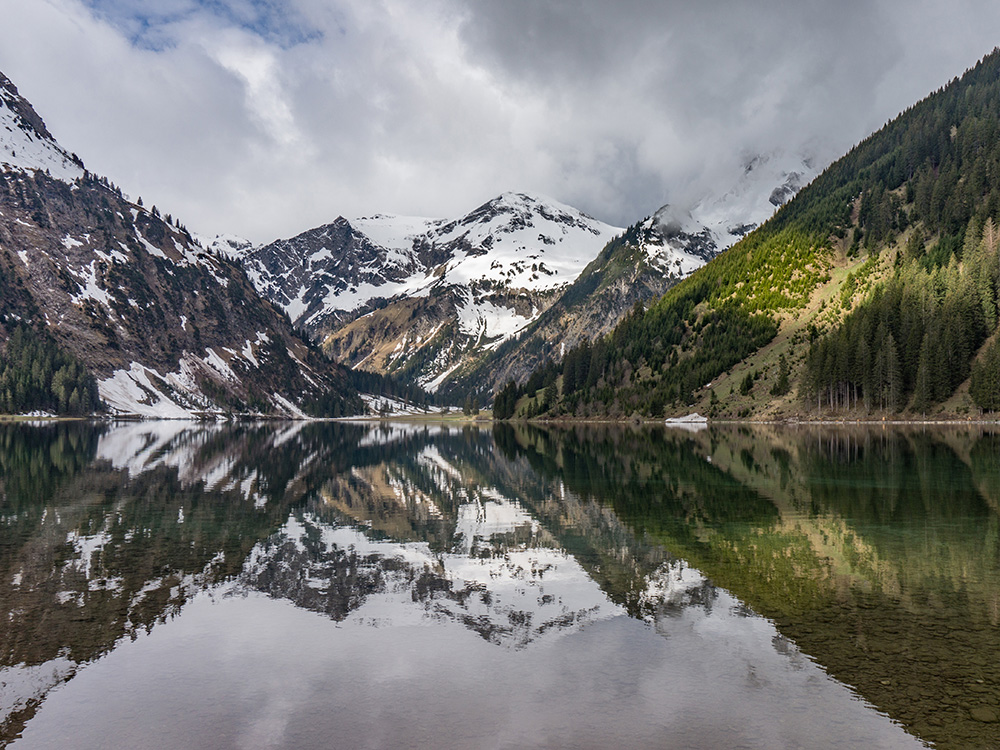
1,0,999,243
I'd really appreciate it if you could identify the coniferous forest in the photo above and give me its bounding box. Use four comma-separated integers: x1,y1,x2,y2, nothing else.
7,49,1000,420
0,326,101,415
498,48,1000,420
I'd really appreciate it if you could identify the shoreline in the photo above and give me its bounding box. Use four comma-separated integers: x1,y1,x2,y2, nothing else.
4,411,1000,427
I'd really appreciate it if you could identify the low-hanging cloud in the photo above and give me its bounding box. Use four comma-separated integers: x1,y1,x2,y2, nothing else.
1,0,999,243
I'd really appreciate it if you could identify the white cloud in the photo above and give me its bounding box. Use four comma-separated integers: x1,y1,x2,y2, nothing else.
1,0,1000,243
212,35,301,147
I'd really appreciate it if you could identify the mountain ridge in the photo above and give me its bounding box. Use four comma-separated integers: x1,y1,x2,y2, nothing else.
231,151,816,398
230,192,622,391
0,69,361,418
501,47,1000,421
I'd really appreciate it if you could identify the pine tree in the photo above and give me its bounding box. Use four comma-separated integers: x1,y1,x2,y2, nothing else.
971,339,1000,411
856,337,874,411
912,333,934,412
493,380,519,420
885,333,903,411
770,354,791,396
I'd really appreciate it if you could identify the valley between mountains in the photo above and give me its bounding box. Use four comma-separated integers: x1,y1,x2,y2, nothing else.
6,49,1000,421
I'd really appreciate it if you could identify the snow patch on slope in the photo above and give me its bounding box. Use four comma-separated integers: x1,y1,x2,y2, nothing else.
0,76,83,182
99,363,202,419
351,214,443,254
638,150,820,274
69,261,113,309
98,350,310,419
456,298,533,346
195,233,254,259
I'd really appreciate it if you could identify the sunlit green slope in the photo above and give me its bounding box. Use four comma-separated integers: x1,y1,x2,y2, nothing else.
502,47,1000,420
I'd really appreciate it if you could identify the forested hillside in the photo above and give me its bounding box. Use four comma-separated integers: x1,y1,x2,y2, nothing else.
497,48,1000,420
0,69,364,418
442,156,813,404
0,326,100,415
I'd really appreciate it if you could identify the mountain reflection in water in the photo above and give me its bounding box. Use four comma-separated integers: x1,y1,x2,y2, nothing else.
3,420,988,747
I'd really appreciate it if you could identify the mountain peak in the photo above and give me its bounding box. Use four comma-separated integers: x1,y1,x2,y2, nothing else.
493,191,552,208
453,191,609,243
651,204,701,238
0,73,55,143
0,71,84,182
488,191,594,219
494,190,541,204
196,233,255,259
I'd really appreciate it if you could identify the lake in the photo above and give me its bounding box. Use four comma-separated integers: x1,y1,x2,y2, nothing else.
0,420,998,748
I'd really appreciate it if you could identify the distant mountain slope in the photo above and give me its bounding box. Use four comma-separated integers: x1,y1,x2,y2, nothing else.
440,152,818,401
237,151,814,398
234,192,622,390
504,48,1000,421
0,71,361,418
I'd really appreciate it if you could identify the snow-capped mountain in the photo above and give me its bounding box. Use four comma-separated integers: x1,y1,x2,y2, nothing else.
230,151,815,398
237,192,622,390
441,151,819,400
640,150,818,267
0,69,361,418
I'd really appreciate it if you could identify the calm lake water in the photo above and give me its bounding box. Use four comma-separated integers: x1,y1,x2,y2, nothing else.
1,420,999,748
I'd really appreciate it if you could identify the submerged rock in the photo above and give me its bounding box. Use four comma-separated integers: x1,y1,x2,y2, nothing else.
970,707,998,723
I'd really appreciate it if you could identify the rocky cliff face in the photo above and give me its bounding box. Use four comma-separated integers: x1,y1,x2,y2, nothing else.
0,71,361,417
232,151,815,398
235,192,622,390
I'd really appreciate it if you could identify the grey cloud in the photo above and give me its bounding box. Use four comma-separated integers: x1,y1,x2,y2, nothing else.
453,0,905,210
2,0,1000,242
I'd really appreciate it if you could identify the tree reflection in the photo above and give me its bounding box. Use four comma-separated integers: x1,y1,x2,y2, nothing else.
2,420,999,747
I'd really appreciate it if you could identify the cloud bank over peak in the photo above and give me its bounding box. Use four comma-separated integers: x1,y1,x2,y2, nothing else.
1,0,999,243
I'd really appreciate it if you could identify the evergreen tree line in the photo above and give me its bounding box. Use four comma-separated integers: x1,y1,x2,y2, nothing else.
970,338,1000,410
807,217,1000,412
0,326,102,415
493,301,777,419
346,368,436,408
301,387,364,418
493,360,561,420
501,48,1000,419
